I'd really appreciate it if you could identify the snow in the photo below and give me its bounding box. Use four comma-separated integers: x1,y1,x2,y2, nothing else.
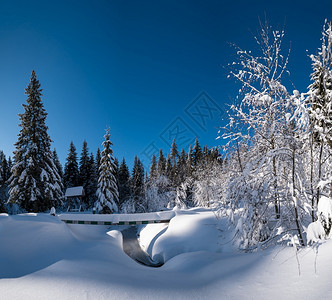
64,186,84,198
1,210,332,299
307,220,325,243
318,195,332,221
307,196,332,243
139,208,221,263
59,210,175,222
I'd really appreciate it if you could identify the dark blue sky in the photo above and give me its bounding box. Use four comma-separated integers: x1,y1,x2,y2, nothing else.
0,0,331,169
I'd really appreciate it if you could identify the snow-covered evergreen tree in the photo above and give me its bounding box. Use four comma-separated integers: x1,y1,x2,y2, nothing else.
0,151,4,185
8,70,63,212
176,148,187,185
85,153,98,208
170,139,179,166
79,141,89,187
52,149,63,181
186,145,194,178
118,158,131,207
192,138,202,168
149,154,157,180
95,148,101,172
131,156,145,212
63,141,79,189
165,154,172,179
157,149,166,176
0,151,6,211
95,128,119,213
307,20,332,207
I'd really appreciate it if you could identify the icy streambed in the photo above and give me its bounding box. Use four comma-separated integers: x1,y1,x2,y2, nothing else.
121,226,164,267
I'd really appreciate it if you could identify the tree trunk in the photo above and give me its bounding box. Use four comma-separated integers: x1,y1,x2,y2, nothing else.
317,142,324,206
292,148,305,246
310,134,315,222
273,156,280,219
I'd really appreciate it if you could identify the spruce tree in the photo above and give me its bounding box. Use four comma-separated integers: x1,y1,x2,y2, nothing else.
79,140,91,207
85,153,98,208
170,139,179,184
0,152,5,212
53,149,63,181
307,20,332,203
114,157,120,187
186,145,194,177
95,128,119,213
8,70,63,212
170,139,179,166
157,149,166,176
176,148,187,185
0,151,6,209
79,141,89,183
192,138,202,167
149,154,157,179
63,141,79,189
95,148,101,172
0,151,5,184
132,156,145,211
118,158,131,206
165,154,172,179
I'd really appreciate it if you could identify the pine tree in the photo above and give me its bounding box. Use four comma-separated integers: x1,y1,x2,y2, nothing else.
157,149,166,176
186,145,194,177
176,148,187,185
192,138,202,167
114,157,119,187
79,141,89,185
7,157,12,178
63,141,79,189
79,140,92,207
0,151,6,212
95,128,119,213
149,154,157,179
170,139,179,166
0,151,5,184
8,70,63,212
95,148,101,172
118,158,131,206
307,20,332,205
170,140,179,184
53,149,63,181
85,153,98,208
132,156,145,212
165,154,172,179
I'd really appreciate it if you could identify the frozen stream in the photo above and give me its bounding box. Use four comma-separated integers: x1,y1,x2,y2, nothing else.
121,226,164,267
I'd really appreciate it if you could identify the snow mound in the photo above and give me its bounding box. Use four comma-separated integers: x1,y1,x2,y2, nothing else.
307,196,332,243
0,214,76,278
139,208,220,263
59,210,175,222
107,230,123,249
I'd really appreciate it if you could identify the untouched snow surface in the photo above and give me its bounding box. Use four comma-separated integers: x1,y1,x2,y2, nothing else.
0,209,332,299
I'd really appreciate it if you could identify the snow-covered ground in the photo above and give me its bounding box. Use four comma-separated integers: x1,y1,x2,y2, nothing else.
0,209,332,299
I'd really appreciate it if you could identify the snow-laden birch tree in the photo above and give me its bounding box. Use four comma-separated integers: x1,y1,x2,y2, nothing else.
221,21,309,248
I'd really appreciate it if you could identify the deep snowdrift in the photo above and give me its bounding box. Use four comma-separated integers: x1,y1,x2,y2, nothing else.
0,210,332,299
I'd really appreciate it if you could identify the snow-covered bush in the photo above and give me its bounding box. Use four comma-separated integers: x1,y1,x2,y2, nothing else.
307,196,332,244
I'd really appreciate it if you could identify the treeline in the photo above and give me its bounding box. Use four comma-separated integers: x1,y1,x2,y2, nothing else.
0,138,222,214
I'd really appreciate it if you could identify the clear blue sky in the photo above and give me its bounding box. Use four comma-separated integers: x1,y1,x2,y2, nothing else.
0,0,331,170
